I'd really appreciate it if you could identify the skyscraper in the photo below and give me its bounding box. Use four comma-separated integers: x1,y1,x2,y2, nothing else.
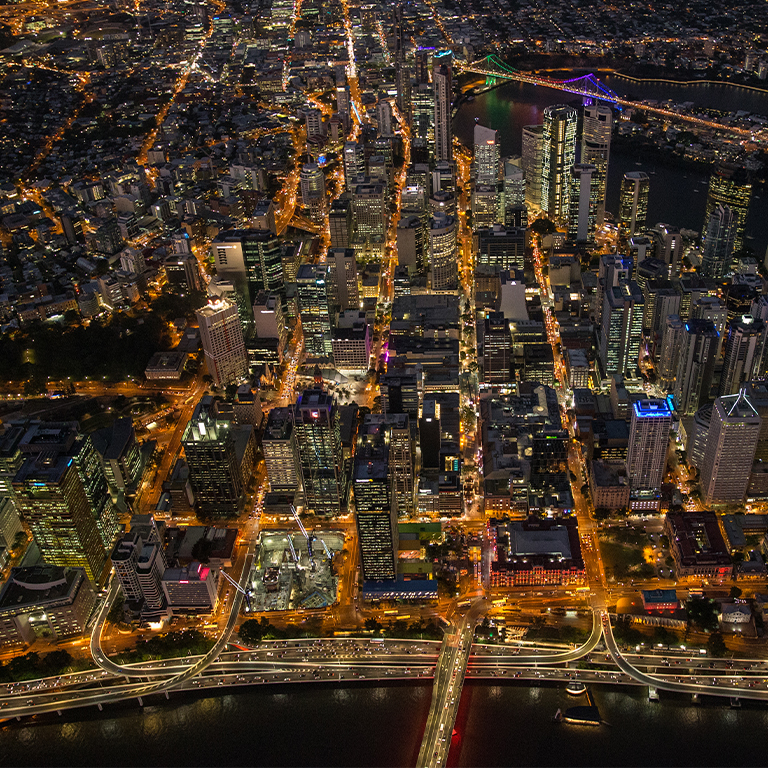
353,183,386,241
599,281,644,377
703,162,751,253
482,311,512,383
300,163,326,223
327,248,360,311
429,213,458,290
336,85,351,131
353,420,398,581
262,407,301,492
541,105,577,225
701,390,761,506
581,104,612,225
343,142,365,192
618,171,649,240
293,388,346,516
701,204,736,278
673,319,719,415
626,399,672,490
521,125,544,208
567,163,598,244
182,397,244,517
719,315,767,396
432,51,453,162
296,264,333,360
658,314,684,391
196,298,248,388
473,124,500,186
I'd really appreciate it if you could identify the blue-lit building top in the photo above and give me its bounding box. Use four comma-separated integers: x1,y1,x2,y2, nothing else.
633,399,672,418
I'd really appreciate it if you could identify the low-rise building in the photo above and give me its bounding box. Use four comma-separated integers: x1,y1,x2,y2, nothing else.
665,511,732,582
589,460,630,511
161,561,218,613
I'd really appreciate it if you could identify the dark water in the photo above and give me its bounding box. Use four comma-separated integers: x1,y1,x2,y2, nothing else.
453,78,768,256
2,681,768,767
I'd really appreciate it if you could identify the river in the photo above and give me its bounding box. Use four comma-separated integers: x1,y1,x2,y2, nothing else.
452,78,768,257
1,681,767,767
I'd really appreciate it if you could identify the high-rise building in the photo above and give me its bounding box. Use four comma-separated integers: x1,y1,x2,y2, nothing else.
477,225,526,272
599,281,644,377
296,264,333,360
13,450,107,583
473,124,500,186
262,407,301,492
657,315,684,391
196,298,248,388
210,230,283,320
595,254,633,328
567,163,598,244
541,105,577,225
471,185,500,230
701,204,736,278
701,390,761,506
482,311,512,384
111,525,166,617
618,171,649,239
719,315,767,396
327,248,360,312
580,104,612,225
521,125,544,208
353,420,398,581
300,163,325,223
673,319,719,415
414,47,431,84
182,397,244,517
304,107,324,138
702,162,751,253
396,214,428,275
252,291,287,356
293,388,346,516
652,223,683,279
336,85,351,131
343,142,365,192
412,82,434,147
626,399,672,490
329,196,352,248
74,433,119,549
502,163,526,224
379,413,414,514
353,183,386,241
376,98,393,137
432,51,453,162
429,213,458,291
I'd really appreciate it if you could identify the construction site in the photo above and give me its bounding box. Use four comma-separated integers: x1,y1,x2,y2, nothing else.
248,522,345,612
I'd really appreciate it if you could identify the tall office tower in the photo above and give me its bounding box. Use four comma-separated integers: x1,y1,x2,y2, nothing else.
164,253,204,295
719,315,767,396
296,264,333,361
703,162,751,253
13,458,105,583
111,528,166,615
343,142,365,192
336,85,351,131
211,230,283,320
692,296,728,350
429,213,458,291
304,107,324,138
396,214,428,275
196,298,248,388
432,161,455,194
473,124,500,186
651,223,683,279
293,388,345,516
642,280,680,339
432,51,453,162
327,248,360,311
376,98,394,137
253,291,287,361
395,65,412,123
182,397,243,517
380,371,420,419
412,83,435,147
581,103,612,225
353,420,398,581
751,296,768,378
673,319,719,415
503,161,526,215
471,185,500,230
701,204,736,278
353,183,386,241
567,163,598,244
74,434,118,549
329,196,352,248
618,171,650,239
541,105,578,225
658,314,684,391
742,381,768,462
414,47,431,83
701,390,761,506
595,254,633,327
382,413,414,514
482,311,512,383
599,281,644,377
300,163,325,223
0,496,22,551
262,407,301,492
477,225,526,271
521,125,544,208
626,399,672,490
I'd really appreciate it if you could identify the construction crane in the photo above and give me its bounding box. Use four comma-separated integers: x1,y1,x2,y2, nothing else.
319,538,333,561
290,504,314,565
220,569,253,612
287,534,299,564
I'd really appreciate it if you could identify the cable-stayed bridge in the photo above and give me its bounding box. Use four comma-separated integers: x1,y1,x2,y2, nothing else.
460,54,756,139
